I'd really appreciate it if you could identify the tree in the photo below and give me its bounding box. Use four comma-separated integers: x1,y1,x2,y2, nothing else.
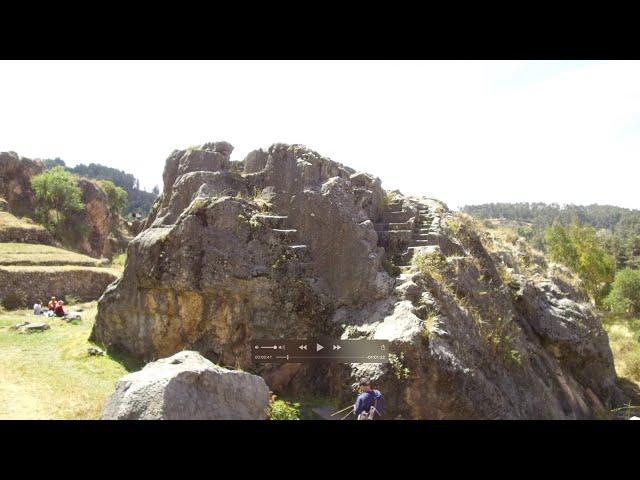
42,157,66,170
97,180,128,217
604,268,640,316
30,166,84,229
545,222,615,304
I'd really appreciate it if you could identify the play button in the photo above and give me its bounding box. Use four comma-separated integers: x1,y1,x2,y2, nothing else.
316,343,324,352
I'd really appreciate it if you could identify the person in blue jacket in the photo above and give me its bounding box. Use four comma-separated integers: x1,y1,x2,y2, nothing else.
353,377,384,420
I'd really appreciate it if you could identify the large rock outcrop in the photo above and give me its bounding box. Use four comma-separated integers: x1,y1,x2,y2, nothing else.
55,178,129,258
0,152,43,217
101,351,270,420
91,141,625,419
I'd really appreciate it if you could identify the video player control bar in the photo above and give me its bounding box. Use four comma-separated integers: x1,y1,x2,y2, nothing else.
251,339,389,363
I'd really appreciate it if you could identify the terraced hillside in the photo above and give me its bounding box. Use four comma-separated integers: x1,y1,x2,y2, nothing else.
0,211,54,244
0,242,122,310
0,243,107,266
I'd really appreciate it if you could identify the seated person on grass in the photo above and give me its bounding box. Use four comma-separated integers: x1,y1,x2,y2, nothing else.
33,300,43,316
54,300,67,317
47,296,57,310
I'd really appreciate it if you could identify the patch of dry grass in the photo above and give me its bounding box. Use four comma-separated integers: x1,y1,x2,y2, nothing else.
604,316,640,388
0,212,44,231
0,243,105,267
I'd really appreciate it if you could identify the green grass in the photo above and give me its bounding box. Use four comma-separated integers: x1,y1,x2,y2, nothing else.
0,212,45,231
0,242,105,267
111,252,127,267
603,315,640,388
0,302,141,419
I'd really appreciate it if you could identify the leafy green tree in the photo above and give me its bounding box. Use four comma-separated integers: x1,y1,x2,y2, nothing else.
30,166,84,229
604,268,640,316
97,180,128,217
545,222,615,304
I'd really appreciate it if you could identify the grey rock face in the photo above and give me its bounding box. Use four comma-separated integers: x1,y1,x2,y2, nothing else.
92,141,624,419
101,351,270,420
0,152,44,218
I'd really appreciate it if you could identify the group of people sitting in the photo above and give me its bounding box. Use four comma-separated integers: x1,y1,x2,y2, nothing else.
33,296,67,317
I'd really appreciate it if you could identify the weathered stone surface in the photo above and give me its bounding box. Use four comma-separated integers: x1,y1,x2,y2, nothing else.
75,179,114,258
101,351,269,420
93,141,625,419
12,321,50,333
341,198,625,419
0,152,43,217
244,149,268,174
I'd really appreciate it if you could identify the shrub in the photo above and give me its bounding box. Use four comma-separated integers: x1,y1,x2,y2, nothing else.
112,253,127,267
252,188,273,212
388,352,410,380
267,395,301,420
97,180,128,219
381,191,400,209
604,268,640,316
382,257,401,277
412,249,449,283
1,292,28,310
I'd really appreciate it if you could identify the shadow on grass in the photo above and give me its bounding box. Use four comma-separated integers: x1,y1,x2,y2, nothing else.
101,344,145,373
279,392,344,420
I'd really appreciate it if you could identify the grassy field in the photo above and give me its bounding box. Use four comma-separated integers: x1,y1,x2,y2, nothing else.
0,242,105,267
0,302,141,419
0,212,45,231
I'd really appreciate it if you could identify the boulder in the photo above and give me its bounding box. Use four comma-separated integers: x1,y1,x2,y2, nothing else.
101,351,270,420
13,321,50,333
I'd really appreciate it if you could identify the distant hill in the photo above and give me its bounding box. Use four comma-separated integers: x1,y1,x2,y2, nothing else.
43,158,158,217
462,202,640,269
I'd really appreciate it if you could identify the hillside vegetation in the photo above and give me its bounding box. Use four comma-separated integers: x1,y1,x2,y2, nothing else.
44,158,157,217
463,203,640,269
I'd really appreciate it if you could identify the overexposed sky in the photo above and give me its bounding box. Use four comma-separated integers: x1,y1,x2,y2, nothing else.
1,60,639,209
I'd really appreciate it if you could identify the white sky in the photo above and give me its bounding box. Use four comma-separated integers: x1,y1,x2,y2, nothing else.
1,60,639,210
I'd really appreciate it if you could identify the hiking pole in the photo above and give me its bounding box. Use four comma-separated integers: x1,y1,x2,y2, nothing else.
331,404,354,417
340,410,353,420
